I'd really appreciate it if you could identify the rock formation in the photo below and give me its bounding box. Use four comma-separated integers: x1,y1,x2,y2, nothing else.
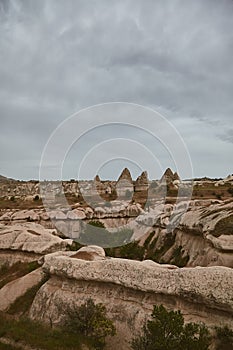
135,171,149,192
134,199,233,267
116,168,134,198
160,168,180,185
0,222,72,254
117,168,133,182
29,249,233,350
0,267,45,311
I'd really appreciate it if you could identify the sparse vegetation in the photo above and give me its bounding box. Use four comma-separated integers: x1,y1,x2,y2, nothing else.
131,304,211,350
80,221,133,247
0,261,40,289
0,313,88,350
215,325,233,350
63,298,116,349
7,276,48,315
170,246,189,267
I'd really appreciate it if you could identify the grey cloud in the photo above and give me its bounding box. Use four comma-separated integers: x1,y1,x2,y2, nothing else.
0,0,233,179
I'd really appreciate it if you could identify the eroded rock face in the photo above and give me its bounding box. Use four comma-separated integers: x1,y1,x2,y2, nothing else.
116,168,134,198
135,171,149,192
134,200,233,267
0,267,45,311
29,252,233,350
0,223,72,254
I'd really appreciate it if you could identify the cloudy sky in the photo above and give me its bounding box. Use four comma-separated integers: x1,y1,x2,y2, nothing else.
0,0,233,180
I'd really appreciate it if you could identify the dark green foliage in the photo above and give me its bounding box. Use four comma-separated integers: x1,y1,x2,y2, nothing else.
88,220,105,228
131,305,211,350
67,240,83,251
27,261,40,273
0,313,86,350
80,221,133,247
0,343,17,350
215,325,233,350
63,298,116,349
8,275,48,315
119,241,145,260
145,233,175,263
143,231,156,248
170,246,189,267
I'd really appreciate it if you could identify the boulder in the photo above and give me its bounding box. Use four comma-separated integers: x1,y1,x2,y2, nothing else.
67,209,86,220
71,245,106,261
0,222,72,254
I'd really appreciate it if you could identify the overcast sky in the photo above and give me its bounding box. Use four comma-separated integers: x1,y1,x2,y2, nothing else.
0,0,233,180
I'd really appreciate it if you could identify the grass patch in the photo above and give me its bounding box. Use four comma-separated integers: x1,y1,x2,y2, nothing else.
0,343,17,350
0,313,91,350
7,275,48,315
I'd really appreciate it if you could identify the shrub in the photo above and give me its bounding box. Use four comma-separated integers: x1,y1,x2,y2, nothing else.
131,304,210,350
63,298,116,349
119,241,145,260
88,220,105,228
215,325,233,350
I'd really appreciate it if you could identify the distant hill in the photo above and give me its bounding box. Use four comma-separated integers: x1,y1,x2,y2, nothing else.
0,175,14,182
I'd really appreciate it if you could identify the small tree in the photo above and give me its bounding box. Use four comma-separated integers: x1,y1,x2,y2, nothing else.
63,298,116,349
131,305,210,350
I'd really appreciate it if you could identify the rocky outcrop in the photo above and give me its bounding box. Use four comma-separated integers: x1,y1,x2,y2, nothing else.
160,168,181,186
215,174,233,186
135,199,233,267
0,223,72,254
135,171,149,192
117,168,132,182
29,250,233,350
116,168,134,198
0,267,45,311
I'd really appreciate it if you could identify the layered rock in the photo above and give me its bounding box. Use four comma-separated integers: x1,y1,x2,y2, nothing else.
160,168,181,186
0,222,72,254
135,171,149,192
29,250,233,350
135,199,233,267
116,168,134,198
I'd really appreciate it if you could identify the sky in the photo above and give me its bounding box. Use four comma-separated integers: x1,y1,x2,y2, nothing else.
0,0,233,180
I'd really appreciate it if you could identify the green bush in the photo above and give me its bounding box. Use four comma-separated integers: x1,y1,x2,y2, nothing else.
63,298,116,349
215,325,233,350
131,304,210,350
0,313,85,350
119,241,145,260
